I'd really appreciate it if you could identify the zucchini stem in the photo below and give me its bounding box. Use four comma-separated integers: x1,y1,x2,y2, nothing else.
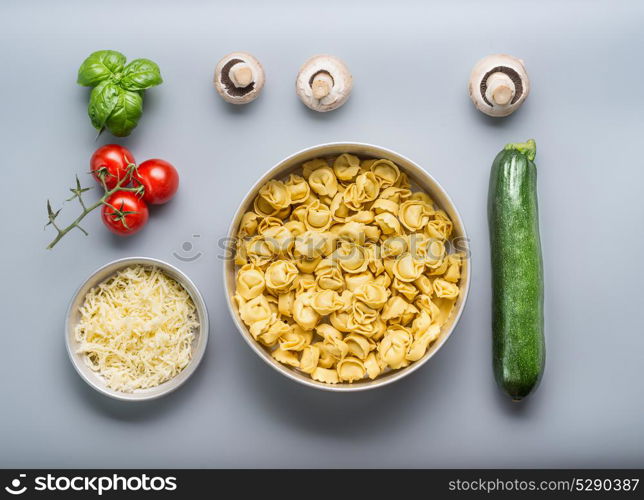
504,139,536,161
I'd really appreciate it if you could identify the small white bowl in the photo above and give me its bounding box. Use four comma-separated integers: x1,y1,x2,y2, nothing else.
65,257,209,401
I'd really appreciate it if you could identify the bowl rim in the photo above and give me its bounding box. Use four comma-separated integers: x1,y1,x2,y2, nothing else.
224,141,470,392
65,256,209,402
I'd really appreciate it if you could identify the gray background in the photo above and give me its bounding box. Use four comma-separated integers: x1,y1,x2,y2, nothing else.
1,0,642,468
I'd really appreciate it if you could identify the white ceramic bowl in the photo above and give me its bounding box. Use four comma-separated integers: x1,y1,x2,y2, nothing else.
65,257,209,401
225,142,470,391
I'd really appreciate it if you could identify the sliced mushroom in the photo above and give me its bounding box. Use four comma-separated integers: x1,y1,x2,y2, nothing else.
468,54,530,117
296,55,352,112
214,52,265,104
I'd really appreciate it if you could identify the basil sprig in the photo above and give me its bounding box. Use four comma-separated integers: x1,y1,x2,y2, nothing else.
78,50,162,137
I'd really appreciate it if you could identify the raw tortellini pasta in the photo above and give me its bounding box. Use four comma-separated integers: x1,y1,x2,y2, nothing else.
265,260,298,293
234,155,463,384
236,264,265,300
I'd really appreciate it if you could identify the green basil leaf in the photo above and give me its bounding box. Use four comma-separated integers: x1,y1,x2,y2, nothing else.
105,89,143,137
120,58,163,90
87,81,120,130
77,50,126,87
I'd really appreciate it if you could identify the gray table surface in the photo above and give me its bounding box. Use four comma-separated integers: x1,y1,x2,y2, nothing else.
1,0,643,468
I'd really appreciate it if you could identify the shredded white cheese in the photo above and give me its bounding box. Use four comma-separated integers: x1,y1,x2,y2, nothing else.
75,265,199,392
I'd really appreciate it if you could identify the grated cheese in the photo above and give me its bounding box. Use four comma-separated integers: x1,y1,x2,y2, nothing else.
75,265,199,392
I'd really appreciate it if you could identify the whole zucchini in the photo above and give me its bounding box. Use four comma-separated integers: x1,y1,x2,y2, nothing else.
488,139,545,401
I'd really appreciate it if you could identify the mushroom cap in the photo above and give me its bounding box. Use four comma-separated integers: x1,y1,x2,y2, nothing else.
214,51,265,104
296,55,353,112
468,54,530,117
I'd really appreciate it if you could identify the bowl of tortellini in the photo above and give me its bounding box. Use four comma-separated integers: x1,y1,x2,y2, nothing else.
225,143,470,391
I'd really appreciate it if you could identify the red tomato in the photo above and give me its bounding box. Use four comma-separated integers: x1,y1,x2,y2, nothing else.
90,144,136,190
101,191,149,235
133,159,179,205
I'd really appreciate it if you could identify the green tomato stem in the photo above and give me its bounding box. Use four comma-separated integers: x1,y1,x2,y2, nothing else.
46,164,139,249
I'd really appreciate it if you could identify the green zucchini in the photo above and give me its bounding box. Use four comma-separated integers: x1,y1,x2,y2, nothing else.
488,139,545,401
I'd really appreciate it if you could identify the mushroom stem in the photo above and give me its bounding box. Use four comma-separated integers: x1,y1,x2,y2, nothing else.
486,72,515,106
311,71,333,99
230,63,253,88
214,51,265,104
468,54,529,117
296,55,352,112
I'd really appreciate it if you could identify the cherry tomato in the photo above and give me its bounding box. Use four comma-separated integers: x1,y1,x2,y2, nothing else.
101,191,149,236
90,144,136,190
133,159,179,205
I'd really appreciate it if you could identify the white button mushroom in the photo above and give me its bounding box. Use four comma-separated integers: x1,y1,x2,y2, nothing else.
296,55,353,112
468,54,530,117
214,51,265,105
